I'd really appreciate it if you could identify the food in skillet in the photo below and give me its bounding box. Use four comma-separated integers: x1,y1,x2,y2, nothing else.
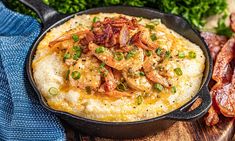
33,13,205,122
202,13,235,126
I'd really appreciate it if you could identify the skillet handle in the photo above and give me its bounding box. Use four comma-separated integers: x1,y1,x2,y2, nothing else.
19,0,66,30
166,87,211,121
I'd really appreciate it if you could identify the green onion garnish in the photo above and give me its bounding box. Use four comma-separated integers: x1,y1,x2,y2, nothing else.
139,71,145,76
72,34,79,42
145,50,152,57
126,50,135,59
178,52,185,58
71,71,81,80
73,46,82,51
100,62,105,68
117,83,127,92
165,51,171,58
63,53,71,60
136,95,143,105
155,48,162,56
150,33,157,41
65,70,70,80
95,46,105,53
154,83,163,92
73,52,81,60
114,52,124,61
171,86,177,93
48,87,59,96
174,68,183,76
145,24,155,30
92,16,99,23
188,51,196,59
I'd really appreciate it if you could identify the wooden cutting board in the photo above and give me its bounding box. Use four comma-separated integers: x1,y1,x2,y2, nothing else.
63,116,235,141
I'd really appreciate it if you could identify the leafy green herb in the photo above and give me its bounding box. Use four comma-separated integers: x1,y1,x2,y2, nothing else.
95,46,105,53
174,68,183,76
154,83,163,92
215,13,233,37
48,87,59,96
71,71,81,80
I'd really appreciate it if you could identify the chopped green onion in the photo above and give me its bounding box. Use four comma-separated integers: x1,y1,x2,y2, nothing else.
165,51,171,58
154,83,164,92
72,34,79,42
100,62,105,68
92,16,99,23
48,87,59,96
178,52,185,58
114,52,124,61
65,70,70,80
71,71,81,80
63,53,71,60
73,52,81,60
85,86,91,94
139,71,145,76
117,83,127,92
136,95,143,105
126,50,135,59
155,48,162,56
145,24,155,30
150,33,157,41
171,86,176,93
95,46,105,53
188,51,196,59
174,68,183,76
73,46,82,51
145,50,152,57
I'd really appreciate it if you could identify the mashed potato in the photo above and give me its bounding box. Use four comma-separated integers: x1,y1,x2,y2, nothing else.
33,13,205,122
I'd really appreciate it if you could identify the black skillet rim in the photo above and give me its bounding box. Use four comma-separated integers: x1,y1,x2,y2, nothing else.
26,5,213,126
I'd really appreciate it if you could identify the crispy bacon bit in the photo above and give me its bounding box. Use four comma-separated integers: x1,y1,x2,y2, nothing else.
205,36,235,126
201,32,228,61
79,31,95,46
119,24,129,47
230,13,235,32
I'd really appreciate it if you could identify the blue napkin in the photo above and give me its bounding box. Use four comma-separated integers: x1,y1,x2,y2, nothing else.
0,2,65,141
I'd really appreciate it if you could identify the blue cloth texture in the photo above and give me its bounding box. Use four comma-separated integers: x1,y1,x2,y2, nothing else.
0,2,65,141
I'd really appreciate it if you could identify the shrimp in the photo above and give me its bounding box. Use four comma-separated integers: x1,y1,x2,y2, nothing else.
88,43,144,70
122,70,152,92
68,56,101,90
143,54,170,87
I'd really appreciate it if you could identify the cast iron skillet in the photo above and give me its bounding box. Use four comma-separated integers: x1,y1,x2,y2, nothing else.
20,0,213,139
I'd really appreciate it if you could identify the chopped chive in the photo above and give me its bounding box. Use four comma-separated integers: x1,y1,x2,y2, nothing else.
92,16,99,23
72,34,79,42
114,52,124,61
95,46,105,53
65,70,70,80
154,83,163,92
150,33,157,41
48,87,59,96
71,71,81,80
165,51,171,58
136,95,143,105
145,50,152,57
85,86,91,94
188,51,196,59
178,52,185,58
174,68,183,76
126,50,135,59
145,24,155,30
73,52,81,60
171,86,177,93
73,46,82,51
63,53,71,60
100,62,105,68
117,83,127,92
155,48,162,56
139,71,145,76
